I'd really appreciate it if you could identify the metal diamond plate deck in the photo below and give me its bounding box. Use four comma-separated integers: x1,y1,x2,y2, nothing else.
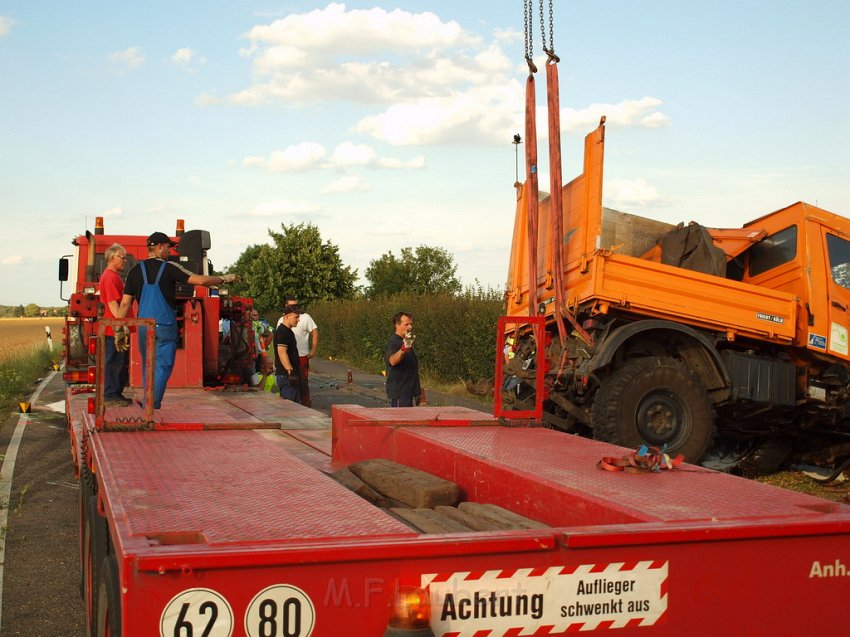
97,429,412,545
397,426,835,522
333,404,495,423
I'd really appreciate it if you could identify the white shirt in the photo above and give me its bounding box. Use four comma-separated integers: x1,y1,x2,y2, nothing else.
276,312,318,357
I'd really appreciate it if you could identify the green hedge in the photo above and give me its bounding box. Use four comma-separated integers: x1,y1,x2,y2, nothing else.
308,292,503,382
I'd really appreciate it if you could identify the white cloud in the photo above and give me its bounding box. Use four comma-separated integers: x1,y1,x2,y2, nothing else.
212,5,667,150
328,142,375,167
101,207,123,217
244,141,425,173
219,4,485,107
247,200,321,217
356,82,523,146
242,3,471,65
604,178,671,210
321,175,370,194
2,255,23,265
562,97,669,132
108,46,145,71
172,47,206,70
244,142,327,173
0,15,15,37
376,156,426,169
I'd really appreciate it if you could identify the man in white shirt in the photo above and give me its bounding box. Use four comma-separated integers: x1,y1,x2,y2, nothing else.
277,296,318,407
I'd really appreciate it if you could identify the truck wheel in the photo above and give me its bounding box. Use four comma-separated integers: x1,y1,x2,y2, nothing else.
96,554,121,637
79,487,87,599
84,492,109,637
591,356,715,462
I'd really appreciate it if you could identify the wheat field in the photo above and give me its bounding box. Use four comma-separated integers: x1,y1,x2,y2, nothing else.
0,317,65,364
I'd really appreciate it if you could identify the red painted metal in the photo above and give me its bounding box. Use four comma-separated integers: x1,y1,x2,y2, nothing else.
69,392,850,636
494,315,546,419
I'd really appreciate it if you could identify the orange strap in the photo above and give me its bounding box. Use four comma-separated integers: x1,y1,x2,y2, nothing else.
597,446,685,473
546,57,568,350
525,72,539,317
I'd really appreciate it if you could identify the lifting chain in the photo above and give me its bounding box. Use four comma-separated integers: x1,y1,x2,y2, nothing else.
523,0,536,71
524,0,557,67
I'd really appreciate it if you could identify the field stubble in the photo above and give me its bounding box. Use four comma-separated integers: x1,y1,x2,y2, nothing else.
0,317,64,364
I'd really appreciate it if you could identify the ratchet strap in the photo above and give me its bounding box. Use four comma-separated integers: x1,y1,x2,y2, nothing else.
598,445,685,473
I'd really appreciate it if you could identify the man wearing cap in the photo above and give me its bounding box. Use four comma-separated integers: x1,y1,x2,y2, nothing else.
117,231,237,409
276,296,318,407
274,305,302,403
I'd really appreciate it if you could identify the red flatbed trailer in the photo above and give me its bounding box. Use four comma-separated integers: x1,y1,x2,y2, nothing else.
68,391,850,637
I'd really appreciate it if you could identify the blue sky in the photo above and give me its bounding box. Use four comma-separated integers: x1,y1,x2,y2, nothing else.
1,1,848,305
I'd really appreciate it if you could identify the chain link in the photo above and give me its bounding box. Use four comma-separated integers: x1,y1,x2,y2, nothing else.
548,0,555,52
538,0,546,52
526,0,555,60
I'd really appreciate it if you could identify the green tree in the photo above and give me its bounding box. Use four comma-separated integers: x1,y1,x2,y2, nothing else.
365,245,461,298
227,223,357,314
24,303,41,317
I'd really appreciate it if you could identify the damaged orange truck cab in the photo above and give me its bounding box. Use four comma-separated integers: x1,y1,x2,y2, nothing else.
502,120,850,470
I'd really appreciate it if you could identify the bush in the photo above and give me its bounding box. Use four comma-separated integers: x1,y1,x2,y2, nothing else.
310,289,503,383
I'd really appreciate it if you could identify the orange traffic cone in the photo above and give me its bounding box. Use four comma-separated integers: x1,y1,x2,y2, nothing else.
347,370,353,384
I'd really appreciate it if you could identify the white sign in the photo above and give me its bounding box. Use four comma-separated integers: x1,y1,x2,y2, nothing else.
160,588,234,637
830,322,849,356
423,561,668,636
244,584,316,637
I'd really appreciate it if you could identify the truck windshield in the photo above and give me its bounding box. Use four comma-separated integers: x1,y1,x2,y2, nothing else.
827,233,850,289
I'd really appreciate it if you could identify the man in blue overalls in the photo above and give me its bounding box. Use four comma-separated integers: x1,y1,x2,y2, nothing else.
117,231,236,409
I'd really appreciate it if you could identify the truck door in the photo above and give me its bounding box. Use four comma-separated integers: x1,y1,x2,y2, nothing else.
821,228,850,362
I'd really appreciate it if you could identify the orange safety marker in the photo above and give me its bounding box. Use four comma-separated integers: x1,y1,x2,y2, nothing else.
19,402,31,413
347,370,353,384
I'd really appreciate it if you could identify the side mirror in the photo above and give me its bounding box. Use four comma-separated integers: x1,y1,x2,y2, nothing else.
59,255,73,302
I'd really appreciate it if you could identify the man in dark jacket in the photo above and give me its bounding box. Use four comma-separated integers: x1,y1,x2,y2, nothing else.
385,311,420,407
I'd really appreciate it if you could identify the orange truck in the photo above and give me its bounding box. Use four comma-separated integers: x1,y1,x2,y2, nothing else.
501,119,850,473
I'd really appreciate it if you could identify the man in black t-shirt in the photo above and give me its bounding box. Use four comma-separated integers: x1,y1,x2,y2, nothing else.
117,231,236,408
274,305,301,402
385,311,420,407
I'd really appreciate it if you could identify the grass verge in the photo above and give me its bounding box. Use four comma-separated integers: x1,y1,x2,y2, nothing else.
0,345,59,415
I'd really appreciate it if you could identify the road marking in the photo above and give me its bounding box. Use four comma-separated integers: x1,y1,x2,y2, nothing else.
0,371,57,636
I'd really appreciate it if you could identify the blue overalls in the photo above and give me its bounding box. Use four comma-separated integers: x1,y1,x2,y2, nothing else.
137,261,179,409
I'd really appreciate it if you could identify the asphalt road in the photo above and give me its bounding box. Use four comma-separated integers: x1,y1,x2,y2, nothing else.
0,360,490,637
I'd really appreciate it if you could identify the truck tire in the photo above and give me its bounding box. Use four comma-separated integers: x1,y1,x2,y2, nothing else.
591,356,715,462
84,492,109,637
96,554,121,637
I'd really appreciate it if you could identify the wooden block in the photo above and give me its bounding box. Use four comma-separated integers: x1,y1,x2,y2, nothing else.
348,458,460,508
474,502,549,529
434,505,510,531
390,508,473,534
331,468,389,507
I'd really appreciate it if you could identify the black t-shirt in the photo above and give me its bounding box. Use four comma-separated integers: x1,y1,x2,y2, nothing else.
274,324,300,376
123,259,191,309
385,333,420,399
